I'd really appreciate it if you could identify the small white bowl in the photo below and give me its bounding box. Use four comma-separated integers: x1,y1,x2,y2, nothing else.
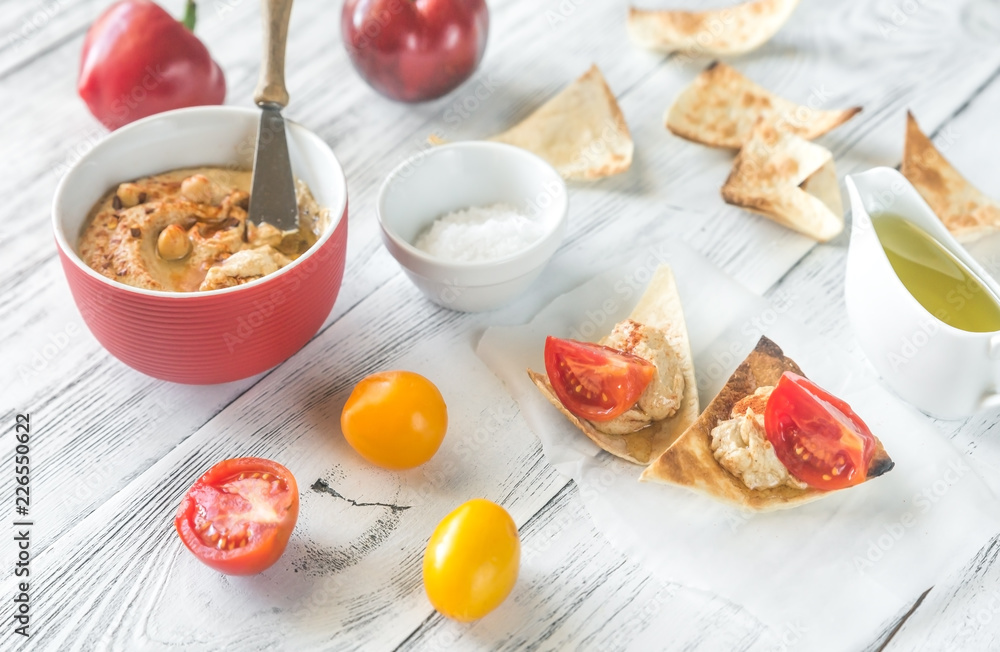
377,142,568,312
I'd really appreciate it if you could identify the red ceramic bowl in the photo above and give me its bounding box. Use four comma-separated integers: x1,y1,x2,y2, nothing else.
52,107,349,384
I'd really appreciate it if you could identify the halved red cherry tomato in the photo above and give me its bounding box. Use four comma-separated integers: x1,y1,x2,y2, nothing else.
175,457,299,575
544,336,654,422
764,372,876,491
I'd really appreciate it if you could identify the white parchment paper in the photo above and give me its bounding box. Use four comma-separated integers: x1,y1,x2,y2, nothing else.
477,244,1000,651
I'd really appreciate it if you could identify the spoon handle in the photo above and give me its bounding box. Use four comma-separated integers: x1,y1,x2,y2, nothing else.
254,0,294,108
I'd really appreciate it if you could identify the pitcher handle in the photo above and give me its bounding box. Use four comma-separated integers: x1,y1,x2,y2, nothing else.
980,391,1000,412
984,335,1000,411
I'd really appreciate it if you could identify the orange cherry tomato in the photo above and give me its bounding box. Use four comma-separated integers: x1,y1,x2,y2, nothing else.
340,371,448,470
423,499,520,622
544,336,655,422
764,372,877,490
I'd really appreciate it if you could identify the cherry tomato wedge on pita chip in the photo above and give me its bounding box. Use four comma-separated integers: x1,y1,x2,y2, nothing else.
764,372,876,491
544,336,654,422
175,457,299,575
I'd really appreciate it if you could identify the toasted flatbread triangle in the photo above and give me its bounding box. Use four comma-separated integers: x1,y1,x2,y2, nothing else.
528,265,699,465
721,120,844,241
488,65,633,181
666,62,861,149
640,337,893,512
628,0,800,56
902,111,1000,243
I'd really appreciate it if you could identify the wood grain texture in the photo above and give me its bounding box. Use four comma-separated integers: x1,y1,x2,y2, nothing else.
2,0,1000,649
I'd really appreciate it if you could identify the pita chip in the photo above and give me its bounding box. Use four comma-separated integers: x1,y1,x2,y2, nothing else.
640,337,894,512
721,120,844,241
488,65,633,180
902,111,1000,242
528,265,699,465
666,62,861,149
628,0,800,56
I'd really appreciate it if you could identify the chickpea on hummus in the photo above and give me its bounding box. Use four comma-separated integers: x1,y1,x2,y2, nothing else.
78,167,328,292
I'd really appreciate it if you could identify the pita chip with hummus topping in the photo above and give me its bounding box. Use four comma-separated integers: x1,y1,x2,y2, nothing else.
640,337,894,512
721,120,844,241
488,65,633,181
627,0,801,56
666,62,861,149
528,265,699,465
902,111,1000,242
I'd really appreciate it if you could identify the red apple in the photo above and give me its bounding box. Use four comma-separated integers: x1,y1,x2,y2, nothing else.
341,0,489,102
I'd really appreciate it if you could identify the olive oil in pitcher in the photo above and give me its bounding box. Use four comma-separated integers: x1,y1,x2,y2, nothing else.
872,214,1000,332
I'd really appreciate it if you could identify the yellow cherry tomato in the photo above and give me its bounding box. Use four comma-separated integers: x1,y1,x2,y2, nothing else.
423,499,520,622
340,370,447,470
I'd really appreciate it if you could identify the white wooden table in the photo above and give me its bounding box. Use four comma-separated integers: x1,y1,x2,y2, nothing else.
3,0,1000,649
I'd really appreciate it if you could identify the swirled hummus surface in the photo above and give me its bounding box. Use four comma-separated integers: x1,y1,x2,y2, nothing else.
78,167,328,292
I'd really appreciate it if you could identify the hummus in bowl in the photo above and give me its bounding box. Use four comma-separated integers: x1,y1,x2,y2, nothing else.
79,167,328,293
52,106,348,384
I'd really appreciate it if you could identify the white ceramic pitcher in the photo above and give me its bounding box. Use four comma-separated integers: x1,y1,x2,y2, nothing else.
844,167,1000,419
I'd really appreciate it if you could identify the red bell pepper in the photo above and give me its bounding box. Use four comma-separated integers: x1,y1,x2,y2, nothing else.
78,0,225,130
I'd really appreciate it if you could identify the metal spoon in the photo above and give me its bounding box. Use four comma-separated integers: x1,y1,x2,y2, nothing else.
248,0,297,231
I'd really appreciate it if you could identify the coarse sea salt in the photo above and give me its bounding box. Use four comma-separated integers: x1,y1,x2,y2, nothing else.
414,202,545,263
